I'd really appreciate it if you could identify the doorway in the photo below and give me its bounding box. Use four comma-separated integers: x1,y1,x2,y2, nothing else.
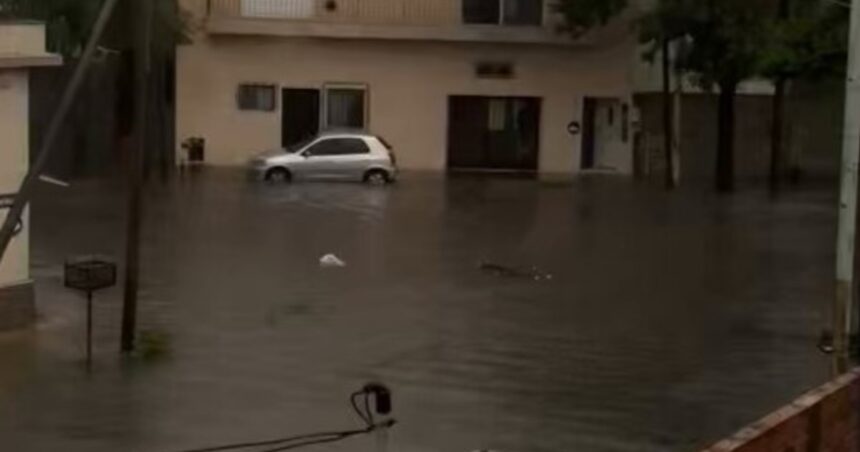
282,88,320,148
581,97,627,171
447,96,540,172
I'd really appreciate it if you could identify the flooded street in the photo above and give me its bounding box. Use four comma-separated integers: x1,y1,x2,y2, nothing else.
0,171,836,452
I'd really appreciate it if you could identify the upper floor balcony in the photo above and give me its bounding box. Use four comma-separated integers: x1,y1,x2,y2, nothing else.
204,0,586,45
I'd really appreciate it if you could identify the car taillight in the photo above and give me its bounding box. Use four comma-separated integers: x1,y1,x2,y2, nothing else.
378,137,396,165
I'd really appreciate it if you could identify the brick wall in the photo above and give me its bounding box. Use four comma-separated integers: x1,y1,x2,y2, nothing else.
702,369,860,452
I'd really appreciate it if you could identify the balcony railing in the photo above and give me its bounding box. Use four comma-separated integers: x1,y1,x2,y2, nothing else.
201,0,576,45
207,0,464,27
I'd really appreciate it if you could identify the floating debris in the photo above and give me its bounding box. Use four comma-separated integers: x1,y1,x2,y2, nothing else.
320,254,347,268
478,261,552,281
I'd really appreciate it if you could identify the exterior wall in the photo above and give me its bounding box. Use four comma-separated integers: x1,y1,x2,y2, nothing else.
0,68,34,330
0,22,47,55
635,81,842,188
702,369,860,452
0,22,57,331
204,0,594,45
176,34,637,176
635,93,773,187
0,69,30,288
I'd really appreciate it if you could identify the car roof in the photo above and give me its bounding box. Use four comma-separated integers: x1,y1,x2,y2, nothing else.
316,128,377,139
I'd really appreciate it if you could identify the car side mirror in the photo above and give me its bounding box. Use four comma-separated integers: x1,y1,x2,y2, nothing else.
300,150,310,158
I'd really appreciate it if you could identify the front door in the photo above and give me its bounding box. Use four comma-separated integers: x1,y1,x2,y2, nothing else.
581,97,625,171
282,89,320,149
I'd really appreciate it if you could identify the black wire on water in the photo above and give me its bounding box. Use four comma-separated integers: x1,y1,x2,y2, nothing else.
172,390,393,452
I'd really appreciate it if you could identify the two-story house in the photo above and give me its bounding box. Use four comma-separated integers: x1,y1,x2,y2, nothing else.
176,0,640,177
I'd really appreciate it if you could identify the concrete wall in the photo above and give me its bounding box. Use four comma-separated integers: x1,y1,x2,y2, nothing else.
635,81,842,188
176,32,637,176
0,22,59,331
0,69,30,288
0,68,34,330
0,22,47,55
702,369,860,452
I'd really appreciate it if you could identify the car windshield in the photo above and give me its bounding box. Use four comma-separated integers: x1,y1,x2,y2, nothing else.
284,136,316,153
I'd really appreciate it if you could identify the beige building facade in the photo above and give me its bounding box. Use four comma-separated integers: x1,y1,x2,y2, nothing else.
177,0,641,177
0,22,61,331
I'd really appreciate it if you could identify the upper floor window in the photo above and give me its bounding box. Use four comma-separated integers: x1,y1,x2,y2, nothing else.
240,0,314,19
463,0,543,26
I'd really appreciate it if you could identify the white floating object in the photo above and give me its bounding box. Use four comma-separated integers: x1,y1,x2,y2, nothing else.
319,254,346,268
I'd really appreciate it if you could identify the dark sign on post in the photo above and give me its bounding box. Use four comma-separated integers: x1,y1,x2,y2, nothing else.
64,256,117,370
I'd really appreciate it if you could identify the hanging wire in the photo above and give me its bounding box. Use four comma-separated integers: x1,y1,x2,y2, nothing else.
171,387,393,452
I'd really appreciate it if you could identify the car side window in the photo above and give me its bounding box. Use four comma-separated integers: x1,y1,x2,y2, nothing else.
340,138,370,155
306,138,370,156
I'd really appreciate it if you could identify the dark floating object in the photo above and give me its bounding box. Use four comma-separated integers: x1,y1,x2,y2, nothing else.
479,261,553,281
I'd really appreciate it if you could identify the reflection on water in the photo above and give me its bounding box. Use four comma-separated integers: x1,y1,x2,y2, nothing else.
0,171,836,452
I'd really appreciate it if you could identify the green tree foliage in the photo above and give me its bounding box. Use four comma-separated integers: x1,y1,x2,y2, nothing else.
760,0,847,81
0,0,101,55
0,0,190,56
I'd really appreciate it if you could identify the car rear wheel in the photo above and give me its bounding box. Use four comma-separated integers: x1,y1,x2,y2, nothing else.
266,168,292,183
364,169,390,186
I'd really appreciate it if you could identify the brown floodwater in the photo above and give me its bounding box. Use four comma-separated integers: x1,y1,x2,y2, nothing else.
0,170,837,452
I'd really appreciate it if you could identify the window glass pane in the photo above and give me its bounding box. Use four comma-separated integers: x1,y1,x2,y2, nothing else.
240,0,314,18
341,139,370,155
306,138,368,156
326,88,365,128
237,84,275,111
307,139,343,156
503,0,542,25
488,99,507,131
463,0,499,24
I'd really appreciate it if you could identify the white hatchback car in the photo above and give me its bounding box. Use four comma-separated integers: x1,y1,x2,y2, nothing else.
248,130,397,185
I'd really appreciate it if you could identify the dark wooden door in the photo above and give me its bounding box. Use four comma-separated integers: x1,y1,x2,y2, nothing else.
282,89,320,148
447,96,540,172
581,97,597,169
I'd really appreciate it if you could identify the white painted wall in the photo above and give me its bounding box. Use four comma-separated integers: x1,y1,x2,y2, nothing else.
0,69,29,288
177,35,637,176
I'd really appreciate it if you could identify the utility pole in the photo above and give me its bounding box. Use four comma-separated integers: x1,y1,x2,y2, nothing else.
834,0,860,370
120,0,152,353
662,38,675,190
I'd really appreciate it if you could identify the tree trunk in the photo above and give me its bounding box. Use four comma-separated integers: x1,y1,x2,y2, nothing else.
716,81,737,193
770,77,786,194
672,47,683,187
770,0,790,195
662,38,675,189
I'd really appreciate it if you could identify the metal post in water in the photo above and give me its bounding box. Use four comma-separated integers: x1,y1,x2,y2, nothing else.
121,0,154,353
86,291,93,371
835,0,860,371
375,425,389,452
